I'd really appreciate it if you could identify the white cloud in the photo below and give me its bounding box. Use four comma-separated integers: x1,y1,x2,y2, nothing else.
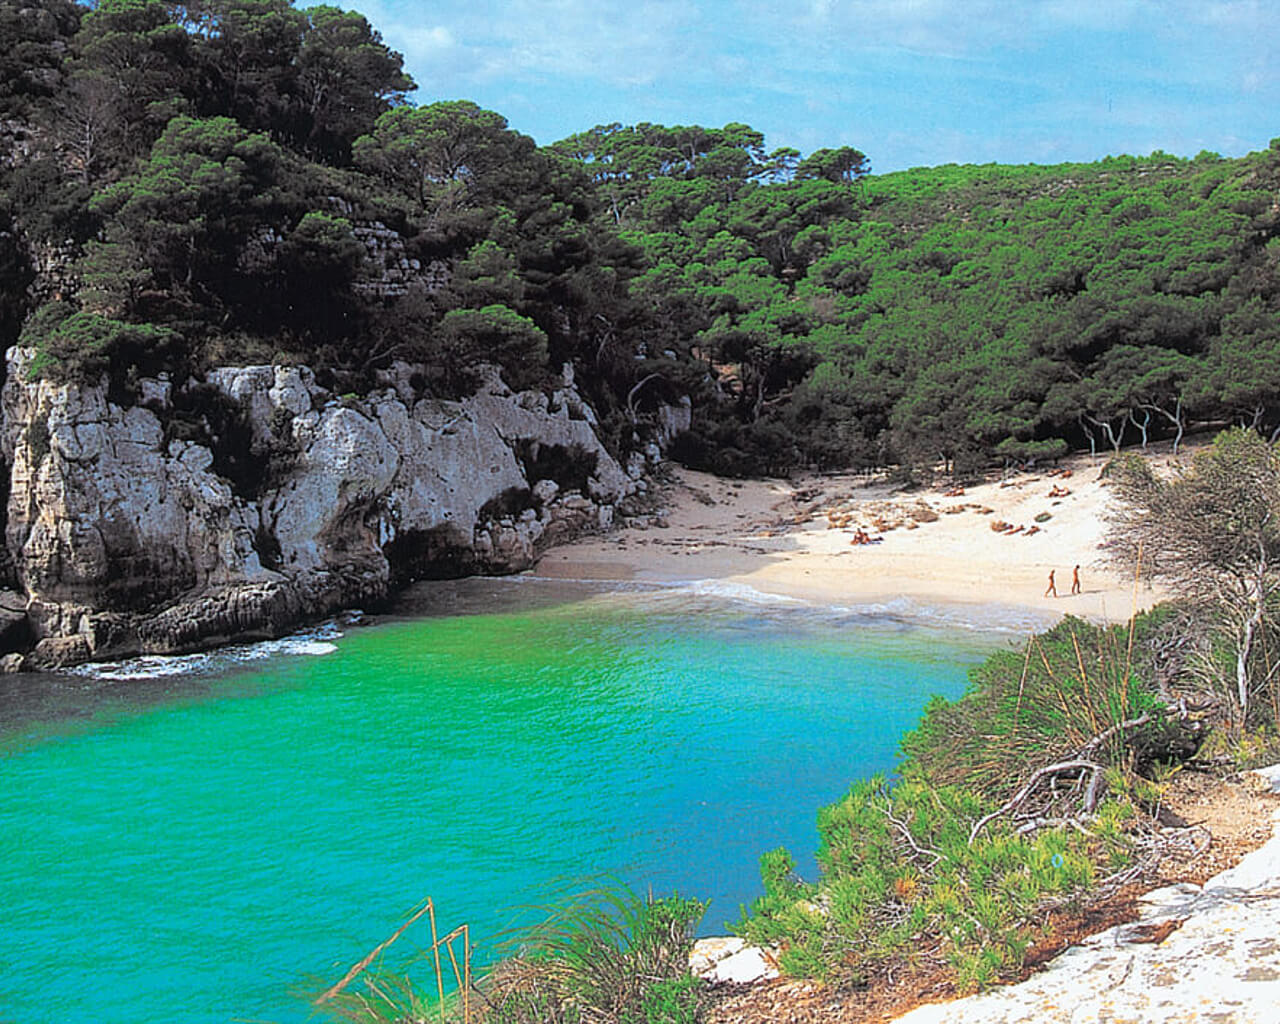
365,0,700,88
361,0,1280,167
394,24,456,53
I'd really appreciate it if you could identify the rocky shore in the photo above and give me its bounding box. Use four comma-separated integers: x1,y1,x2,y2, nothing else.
0,349,688,670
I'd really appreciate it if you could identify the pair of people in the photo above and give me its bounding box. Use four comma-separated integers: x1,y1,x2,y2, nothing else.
1044,565,1081,598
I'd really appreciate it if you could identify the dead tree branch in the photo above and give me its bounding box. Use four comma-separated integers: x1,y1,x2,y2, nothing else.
969,760,1104,845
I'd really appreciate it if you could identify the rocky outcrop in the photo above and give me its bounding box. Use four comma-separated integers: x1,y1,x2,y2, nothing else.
0,349,676,668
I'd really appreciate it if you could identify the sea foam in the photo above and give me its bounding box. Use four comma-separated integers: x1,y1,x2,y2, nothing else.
66,621,345,681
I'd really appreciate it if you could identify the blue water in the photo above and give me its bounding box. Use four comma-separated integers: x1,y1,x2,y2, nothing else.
0,579,1001,1023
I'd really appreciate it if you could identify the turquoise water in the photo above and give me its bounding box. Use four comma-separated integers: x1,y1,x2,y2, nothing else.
0,579,1001,1023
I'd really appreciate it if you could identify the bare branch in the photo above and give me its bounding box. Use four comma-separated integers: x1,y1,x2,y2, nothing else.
1074,712,1157,761
968,760,1103,845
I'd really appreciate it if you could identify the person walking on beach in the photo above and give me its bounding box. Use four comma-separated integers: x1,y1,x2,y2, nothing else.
1044,570,1057,598
1071,565,1081,595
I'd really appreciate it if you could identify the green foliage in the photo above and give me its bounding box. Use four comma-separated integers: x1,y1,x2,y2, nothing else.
354,101,525,213
796,147,870,184
294,5,414,162
476,884,708,1024
439,305,550,392
548,135,1280,474
0,0,80,120
737,613,1183,990
739,774,1104,989
638,974,702,1024
1108,429,1280,729
21,308,180,381
901,616,1168,797
4,0,1280,479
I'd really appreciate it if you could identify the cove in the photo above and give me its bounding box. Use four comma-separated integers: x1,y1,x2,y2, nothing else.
0,579,1003,1024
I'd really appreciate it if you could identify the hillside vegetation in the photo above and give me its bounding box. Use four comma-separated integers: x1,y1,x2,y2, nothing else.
2,0,1279,479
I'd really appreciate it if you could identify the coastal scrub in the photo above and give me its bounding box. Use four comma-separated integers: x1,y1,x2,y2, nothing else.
738,613,1200,991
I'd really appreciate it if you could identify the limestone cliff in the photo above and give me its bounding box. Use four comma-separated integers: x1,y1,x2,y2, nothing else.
0,349,689,668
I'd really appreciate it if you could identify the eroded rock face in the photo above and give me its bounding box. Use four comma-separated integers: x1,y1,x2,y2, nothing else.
0,351,668,667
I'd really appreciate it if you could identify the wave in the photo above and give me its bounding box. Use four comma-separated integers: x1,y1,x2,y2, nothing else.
66,620,347,682
657,578,806,606
821,596,1057,635
496,573,1050,636
626,581,1048,635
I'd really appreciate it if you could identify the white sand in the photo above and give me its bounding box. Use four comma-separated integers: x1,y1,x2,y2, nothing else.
533,452,1170,626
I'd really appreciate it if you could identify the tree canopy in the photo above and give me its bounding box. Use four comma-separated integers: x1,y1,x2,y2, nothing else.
1108,430,1280,727
1,0,1279,477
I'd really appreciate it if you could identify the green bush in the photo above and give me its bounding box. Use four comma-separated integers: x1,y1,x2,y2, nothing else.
439,305,550,393
739,775,1109,989
900,616,1169,799
22,309,181,383
482,885,707,1024
315,884,709,1024
736,613,1185,991
639,975,702,1024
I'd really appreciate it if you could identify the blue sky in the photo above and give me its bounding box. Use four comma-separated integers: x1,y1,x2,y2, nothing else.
354,0,1279,173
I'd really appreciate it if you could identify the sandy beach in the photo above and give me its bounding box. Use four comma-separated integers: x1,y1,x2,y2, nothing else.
533,452,1170,628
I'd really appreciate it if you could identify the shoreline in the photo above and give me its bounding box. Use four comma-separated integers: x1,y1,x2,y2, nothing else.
55,448,1169,678
531,453,1169,626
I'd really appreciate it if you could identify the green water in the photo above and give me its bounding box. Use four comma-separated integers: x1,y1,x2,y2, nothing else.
0,580,1004,1023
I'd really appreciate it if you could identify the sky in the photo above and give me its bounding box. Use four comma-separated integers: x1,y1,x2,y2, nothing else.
353,0,1279,174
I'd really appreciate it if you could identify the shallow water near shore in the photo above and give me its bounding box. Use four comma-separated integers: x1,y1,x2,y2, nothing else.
0,579,1004,1024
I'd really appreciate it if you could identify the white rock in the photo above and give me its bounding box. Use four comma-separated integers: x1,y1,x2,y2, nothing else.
138,375,171,408
268,366,314,418
1251,764,1280,793
706,946,779,985
532,479,560,504
1,350,662,662
690,936,746,976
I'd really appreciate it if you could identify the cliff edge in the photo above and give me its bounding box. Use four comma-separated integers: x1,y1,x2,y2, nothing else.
0,349,688,669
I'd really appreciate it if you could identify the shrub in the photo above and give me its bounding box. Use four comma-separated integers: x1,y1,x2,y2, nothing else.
900,616,1172,799
316,885,708,1024
22,309,181,383
439,305,550,393
737,612,1196,992
481,884,707,1024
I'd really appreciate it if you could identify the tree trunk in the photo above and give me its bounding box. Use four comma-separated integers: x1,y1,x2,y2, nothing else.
626,372,663,423
1239,602,1261,726
1080,417,1098,460
1238,562,1270,727
1129,408,1151,451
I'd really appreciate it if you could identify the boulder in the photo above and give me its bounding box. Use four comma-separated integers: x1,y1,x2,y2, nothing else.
690,937,779,985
